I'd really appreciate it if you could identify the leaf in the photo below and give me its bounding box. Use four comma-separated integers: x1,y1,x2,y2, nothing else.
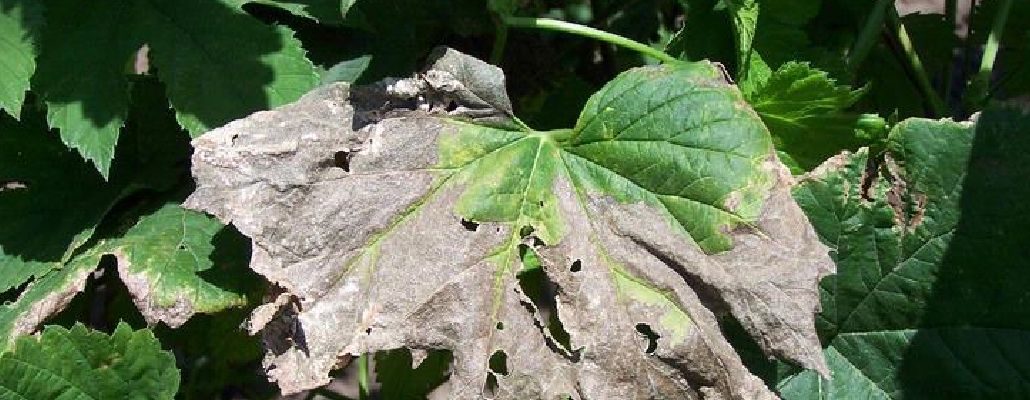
0,323,179,399
321,55,372,84
786,104,1030,398
0,204,252,351
0,0,42,118
0,79,189,296
186,48,834,396
748,62,869,171
32,0,319,176
102,204,250,327
0,112,124,294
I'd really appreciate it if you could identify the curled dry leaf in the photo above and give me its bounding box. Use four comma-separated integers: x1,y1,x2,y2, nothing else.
186,48,834,398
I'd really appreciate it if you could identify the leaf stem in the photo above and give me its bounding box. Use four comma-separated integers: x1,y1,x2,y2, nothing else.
886,7,948,116
357,354,370,400
969,0,1012,104
491,17,509,65
503,17,679,64
849,0,893,68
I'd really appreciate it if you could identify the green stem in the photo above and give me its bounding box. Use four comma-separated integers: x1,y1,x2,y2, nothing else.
491,17,509,65
973,0,1012,97
887,7,948,116
849,0,893,68
504,17,679,64
943,0,957,101
357,354,370,400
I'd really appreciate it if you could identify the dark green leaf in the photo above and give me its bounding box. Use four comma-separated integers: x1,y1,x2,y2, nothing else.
32,0,319,176
787,104,1030,398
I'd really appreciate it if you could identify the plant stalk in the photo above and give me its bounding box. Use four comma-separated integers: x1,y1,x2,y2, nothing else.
504,17,679,64
887,7,948,116
849,0,894,68
357,354,370,400
491,17,509,65
970,0,1012,102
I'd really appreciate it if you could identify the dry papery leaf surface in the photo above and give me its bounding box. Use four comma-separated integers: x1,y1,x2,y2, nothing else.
186,48,834,399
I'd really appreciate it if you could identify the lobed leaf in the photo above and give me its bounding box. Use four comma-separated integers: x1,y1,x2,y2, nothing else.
186,48,834,397
786,104,1030,398
31,0,319,177
0,323,178,399
748,62,869,171
0,0,42,118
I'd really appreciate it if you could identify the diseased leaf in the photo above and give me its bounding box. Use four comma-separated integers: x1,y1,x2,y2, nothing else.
0,204,252,350
186,48,833,397
748,62,869,171
0,0,41,118
32,0,319,176
0,323,178,399
103,204,250,327
786,104,1030,398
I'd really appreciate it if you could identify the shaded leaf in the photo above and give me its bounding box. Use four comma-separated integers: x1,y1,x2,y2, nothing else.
0,79,188,296
786,104,1030,398
32,0,318,176
187,48,833,396
0,323,178,399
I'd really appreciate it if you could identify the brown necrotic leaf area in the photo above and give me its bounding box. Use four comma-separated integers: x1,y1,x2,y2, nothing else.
186,48,832,399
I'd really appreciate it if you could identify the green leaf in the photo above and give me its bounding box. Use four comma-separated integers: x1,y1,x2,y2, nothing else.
188,49,834,395
0,323,179,399
748,62,869,171
228,0,351,24
0,113,124,293
99,204,249,327
321,54,371,84
787,104,1030,398
0,204,253,350
0,0,42,118
32,0,319,176
0,79,189,296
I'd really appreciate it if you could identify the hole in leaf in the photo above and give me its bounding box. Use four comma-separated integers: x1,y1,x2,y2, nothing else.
519,225,534,238
177,244,187,251
496,321,504,330
517,268,573,352
374,348,453,398
635,323,660,354
537,200,544,207
460,218,479,232
445,100,458,112
489,350,508,376
333,151,352,172
365,327,372,335
570,260,582,272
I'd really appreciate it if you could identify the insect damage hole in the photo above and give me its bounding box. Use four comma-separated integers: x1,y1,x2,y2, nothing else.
635,323,660,354
333,151,353,172
489,350,509,376
460,218,479,232
570,260,582,272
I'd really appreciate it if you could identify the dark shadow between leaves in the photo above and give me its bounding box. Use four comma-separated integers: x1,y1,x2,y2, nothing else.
897,106,1030,398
